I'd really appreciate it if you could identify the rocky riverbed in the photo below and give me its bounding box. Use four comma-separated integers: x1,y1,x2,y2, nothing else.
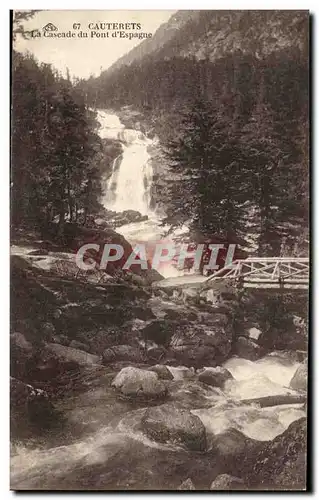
10,226,308,491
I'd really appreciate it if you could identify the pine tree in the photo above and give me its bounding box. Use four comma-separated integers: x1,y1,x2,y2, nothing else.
240,69,308,256
162,99,251,242
11,51,103,232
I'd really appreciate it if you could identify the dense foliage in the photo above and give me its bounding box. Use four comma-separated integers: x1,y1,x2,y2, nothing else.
11,50,110,232
79,48,308,256
13,10,309,257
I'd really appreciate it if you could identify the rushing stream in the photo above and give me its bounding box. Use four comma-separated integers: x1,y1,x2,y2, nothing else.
10,110,306,490
11,353,305,490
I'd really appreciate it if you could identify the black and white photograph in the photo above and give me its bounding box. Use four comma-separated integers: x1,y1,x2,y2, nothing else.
10,9,309,491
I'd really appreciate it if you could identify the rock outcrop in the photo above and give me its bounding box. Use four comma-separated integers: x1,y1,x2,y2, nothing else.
169,316,232,368
69,340,91,352
233,336,263,361
289,360,307,392
141,320,175,347
177,478,196,490
10,332,33,379
240,418,307,490
11,377,57,438
111,367,168,400
44,343,101,366
102,345,144,364
198,366,233,388
149,364,174,380
141,403,206,451
210,473,245,490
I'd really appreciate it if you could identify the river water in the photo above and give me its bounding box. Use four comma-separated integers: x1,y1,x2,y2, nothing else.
10,110,306,490
11,353,305,490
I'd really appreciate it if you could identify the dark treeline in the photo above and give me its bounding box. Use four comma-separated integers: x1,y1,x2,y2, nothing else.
12,10,308,256
79,45,308,255
11,50,112,234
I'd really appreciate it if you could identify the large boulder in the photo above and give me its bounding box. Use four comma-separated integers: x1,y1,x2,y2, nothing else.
180,287,200,304
10,332,33,352
171,344,217,369
11,377,49,408
23,346,82,385
57,222,163,284
289,360,307,392
210,474,244,490
141,320,175,347
131,306,156,321
149,364,174,380
111,367,167,400
240,417,307,490
146,346,167,363
163,308,184,321
78,328,130,355
112,209,148,226
170,380,218,410
198,366,233,388
167,366,195,380
102,345,143,364
235,293,308,353
10,332,34,379
211,428,259,468
44,342,100,366
233,336,263,361
69,340,90,352
177,479,196,490
141,404,207,451
200,284,237,308
259,326,307,353
169,317,232,368
10,377,57,438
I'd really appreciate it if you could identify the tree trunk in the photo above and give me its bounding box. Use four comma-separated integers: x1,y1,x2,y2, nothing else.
57,204,65,237
241,394,306,408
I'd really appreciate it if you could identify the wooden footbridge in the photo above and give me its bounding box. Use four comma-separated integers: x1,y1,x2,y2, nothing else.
154,257,310,291
201,257,309,290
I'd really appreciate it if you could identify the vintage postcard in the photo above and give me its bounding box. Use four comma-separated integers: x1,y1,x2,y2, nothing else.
11,10,309,491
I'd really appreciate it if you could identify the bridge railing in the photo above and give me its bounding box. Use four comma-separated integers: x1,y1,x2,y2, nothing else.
201,257,309,290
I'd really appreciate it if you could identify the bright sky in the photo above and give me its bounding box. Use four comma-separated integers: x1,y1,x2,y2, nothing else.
14,10,175,79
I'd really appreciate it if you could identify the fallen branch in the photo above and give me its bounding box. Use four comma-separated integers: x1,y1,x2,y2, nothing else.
241,394,306,408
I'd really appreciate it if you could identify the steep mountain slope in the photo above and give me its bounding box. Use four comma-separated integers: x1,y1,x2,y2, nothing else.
81,10,308,128
78,9,308,259
107,10,196,72
106,10,308,73
157,10,308,60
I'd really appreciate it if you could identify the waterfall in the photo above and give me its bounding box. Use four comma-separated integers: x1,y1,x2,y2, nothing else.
97,110,154,216
96,109,187,278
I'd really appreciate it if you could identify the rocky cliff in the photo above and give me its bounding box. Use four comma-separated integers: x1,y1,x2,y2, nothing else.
107,10,308,72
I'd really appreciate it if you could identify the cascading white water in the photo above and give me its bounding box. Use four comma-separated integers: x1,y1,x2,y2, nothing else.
193,353,306,442
11,352,305,489
97,110,154,216
10,111,306,490
96,109,187,278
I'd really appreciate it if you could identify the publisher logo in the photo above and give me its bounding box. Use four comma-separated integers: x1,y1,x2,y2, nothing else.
43,23,58,32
